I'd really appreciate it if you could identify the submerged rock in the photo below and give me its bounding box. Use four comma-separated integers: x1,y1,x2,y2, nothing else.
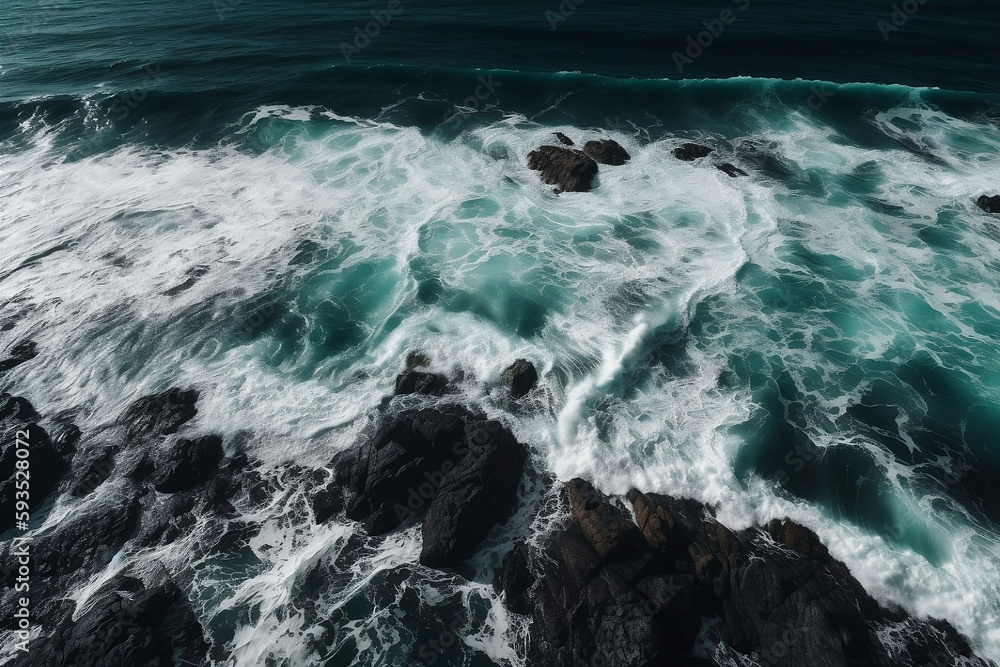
717,163,748,177
527,145,599,193
672,143,714,161
502,358,538,399
978,194,1000,214
583,139,631,166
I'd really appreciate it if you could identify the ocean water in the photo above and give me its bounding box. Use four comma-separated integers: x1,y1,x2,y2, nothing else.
2,0,1000,664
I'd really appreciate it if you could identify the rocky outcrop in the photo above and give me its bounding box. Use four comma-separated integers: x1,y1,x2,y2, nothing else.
0,394,70,532
0,340,38,373
583,139,631,166
314,404,528,568
395,369,449,395
673,143,714,161
152,435,225,493
8,572,209,667
554,132,575,146
978,194,1000,214
528,145,599,193
119,387,199,439
420,418,528,566
717,163,748,177
502,359,538,399
497,479,995,667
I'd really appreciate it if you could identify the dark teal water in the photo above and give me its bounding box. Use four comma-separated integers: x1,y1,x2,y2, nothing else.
2,1,1000,665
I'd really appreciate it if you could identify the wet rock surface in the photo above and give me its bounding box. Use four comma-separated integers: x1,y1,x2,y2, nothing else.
673,143,714,161
978,194,1000,214
528,145,599,193
496,478,995,667
314,403,528,568
502,358,538,399
583,139,631,165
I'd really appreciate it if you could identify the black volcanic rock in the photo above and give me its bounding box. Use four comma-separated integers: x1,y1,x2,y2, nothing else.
395,369,449,396
315,405,529,568
0,395,70,532
119,387,199,439
497,480,995,667
153,435,225,493
717,163,748,177
9,573,209,667
0,340,38,373
420,418,528,567
502,358,538,399
554,132,574,146
495,541,535,616
32,492,141,580
978,194,1000,214
672,143,714,161
527,145,599,193
583,139,631,165
321,406,471,533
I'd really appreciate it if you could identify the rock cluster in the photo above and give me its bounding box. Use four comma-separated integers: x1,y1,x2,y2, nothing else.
313,403,528,567
528,135,631,193
495,478,994,667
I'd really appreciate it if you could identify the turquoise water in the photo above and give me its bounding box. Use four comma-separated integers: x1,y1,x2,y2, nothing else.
2,1,1000,664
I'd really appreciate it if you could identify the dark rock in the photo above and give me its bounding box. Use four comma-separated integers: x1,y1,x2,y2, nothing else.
395,370,449,396
1,396,69,531
495,541,535,615
0,340,38,372
568,478,645,560
32,493,141,579
498,481,995,667
53,422,82,455
554,132,574,146
119,388,199,439
672,143,714,161
717,163,748,177
978,194,1000,214
71,448,117,498
153,435,225,493
502,358,538,399
405,350,431,370
527,145,599,193
204,451,264,516
324,406,471,534
419,418,528,567
136,494,197,547
10,573,210,667
583,139,631,166
315,405,529,567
